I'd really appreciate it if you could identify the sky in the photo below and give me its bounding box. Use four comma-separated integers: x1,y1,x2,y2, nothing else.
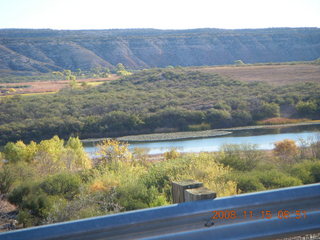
0,0,319,30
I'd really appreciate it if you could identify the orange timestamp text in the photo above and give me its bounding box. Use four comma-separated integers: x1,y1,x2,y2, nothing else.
211,210,307,220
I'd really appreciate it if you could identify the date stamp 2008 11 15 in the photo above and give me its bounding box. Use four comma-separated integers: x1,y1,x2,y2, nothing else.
211,210,307,220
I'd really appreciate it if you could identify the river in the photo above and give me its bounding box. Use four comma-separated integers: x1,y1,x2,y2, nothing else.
84,124,320,155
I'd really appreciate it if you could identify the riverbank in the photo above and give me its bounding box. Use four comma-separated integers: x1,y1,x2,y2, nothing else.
117,130,232,142
115,121,320,143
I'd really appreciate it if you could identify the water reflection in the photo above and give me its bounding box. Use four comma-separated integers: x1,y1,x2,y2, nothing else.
84,124,320,155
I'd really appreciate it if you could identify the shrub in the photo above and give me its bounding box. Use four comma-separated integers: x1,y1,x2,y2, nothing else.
255,170,302,189
257,117,309,125
252,102,280,120
65,137,92,170
3,136,92,175
164,149,180,160
96,139,132,168
310,162,320,182
234,174,265,193
117,181,166,211
274,139,298,163
40,173,81,200
218,144,260,171
231,110,253,126
8,183,52,226
0,166,15,194
141,163,172,198
310,138,320,159
188,123,211,131
3,141,28,163
206,109,232,128
142,153,237,200
234,60,245,65
296,101,317,118
8,184,33,206
289,161,315,184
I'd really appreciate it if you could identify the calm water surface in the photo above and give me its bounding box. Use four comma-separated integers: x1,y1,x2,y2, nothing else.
84,124,320,155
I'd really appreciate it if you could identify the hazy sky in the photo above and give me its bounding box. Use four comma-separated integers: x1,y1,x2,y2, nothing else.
0,0,319,30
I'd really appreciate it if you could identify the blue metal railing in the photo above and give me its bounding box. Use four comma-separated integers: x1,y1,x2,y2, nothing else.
0,183,319,240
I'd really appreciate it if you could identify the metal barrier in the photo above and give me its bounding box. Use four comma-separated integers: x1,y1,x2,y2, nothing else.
0,183,319,240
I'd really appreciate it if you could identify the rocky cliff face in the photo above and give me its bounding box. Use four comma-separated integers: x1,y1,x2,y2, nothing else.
0,28,319,73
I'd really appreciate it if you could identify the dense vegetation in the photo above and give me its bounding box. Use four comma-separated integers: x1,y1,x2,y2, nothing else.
1,68,320,145
1,136,319,228
1,28,319,75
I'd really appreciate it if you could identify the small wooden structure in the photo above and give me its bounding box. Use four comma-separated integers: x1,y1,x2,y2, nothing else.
172,180,216,203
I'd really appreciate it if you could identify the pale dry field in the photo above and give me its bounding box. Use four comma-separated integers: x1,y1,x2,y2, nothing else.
0,75,119,95
192,64,320,85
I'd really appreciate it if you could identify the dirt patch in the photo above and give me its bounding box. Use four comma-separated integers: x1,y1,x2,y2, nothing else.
0,75,120,96
0,196,18,232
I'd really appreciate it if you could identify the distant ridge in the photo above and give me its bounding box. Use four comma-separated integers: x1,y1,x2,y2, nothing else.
0,28,319,74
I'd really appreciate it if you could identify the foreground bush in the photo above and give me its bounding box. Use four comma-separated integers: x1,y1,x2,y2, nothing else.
254,170,302,189
3,136,91,175
233,174,266,193
40,173,81,200
2,137,318,229
143,153,237,199
217,144,261,171
274,139,298,163
289,160,320,184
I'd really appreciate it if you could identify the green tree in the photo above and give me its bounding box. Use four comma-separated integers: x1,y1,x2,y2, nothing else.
4,141,27,163
234,60,245,65
296,101,317,118
3,141,38,163
63,70,72,77
116,63,126,72
164,149,180,160
206,109,231,128
65,137,92,170
116,63,132,76
40,173,81,200
76,68,82,76
273,139,298,163
96,139,132,168
8,183,53,226
52,71,64,79
69,75,77,89
252,102,280,120
218,144,260,171
0,165,15,194
231,110,253,126
101,111,143,133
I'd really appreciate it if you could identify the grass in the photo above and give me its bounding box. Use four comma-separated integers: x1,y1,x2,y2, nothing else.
76,81,105,87
19,91,57,96
117,130,232,142
256,118,310,125
0,75,119,97
87,81,104,86
190,63,320,86
0,85,31,89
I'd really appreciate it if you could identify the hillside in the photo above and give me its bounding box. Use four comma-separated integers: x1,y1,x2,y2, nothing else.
0,28,320,75
0,68,320,144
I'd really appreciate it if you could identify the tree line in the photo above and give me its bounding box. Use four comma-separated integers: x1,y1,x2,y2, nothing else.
0,69,319,145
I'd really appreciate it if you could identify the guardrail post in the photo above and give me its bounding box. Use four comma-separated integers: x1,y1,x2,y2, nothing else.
184,187,216,202
172,180,203,203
